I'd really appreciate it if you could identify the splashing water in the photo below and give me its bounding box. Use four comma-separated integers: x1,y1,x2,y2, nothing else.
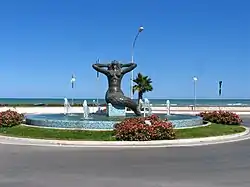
64,98,71,115
144,98,152,117
166,100,171,115
83,100,90,119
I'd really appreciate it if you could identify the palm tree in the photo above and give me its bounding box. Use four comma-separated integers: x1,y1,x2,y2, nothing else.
133,73,153,103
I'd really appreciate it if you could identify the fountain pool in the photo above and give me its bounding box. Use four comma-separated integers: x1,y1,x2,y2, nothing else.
25,113,203,130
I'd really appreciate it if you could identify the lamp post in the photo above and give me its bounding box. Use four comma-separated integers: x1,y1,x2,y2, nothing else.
96,58,101,112
193,76,198,111
130,26,144,99
71,74,76,105
218,80,223,110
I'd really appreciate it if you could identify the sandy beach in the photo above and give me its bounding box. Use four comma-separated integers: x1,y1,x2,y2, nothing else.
1,106,250,115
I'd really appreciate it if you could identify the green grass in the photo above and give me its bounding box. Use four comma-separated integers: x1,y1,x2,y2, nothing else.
0,124,246,141
175,123,245,139
0,126,115,141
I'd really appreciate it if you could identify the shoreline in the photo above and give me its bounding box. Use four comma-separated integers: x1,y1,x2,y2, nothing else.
1,106,250,115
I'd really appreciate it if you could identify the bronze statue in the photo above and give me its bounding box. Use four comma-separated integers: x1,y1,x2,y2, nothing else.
92,60,141,116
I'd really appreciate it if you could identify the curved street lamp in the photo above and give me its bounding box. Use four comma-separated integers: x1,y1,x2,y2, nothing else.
130,26,144,99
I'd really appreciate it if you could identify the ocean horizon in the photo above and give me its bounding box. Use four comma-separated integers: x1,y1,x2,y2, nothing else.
0,98,250,107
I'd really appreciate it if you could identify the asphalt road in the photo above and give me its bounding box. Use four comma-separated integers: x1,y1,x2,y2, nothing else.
0,115,250,187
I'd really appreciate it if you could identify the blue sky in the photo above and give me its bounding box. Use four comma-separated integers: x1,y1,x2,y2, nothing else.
0,0,249,99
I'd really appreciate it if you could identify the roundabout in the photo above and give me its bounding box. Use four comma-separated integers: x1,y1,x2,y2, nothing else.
0,126,249,148
0,108,249,187
0,115,249,187
0,114,249,187
0,110,247,148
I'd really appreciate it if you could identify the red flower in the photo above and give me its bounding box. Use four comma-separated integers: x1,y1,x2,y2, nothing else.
0,110,24,127
114,114,176,141
197,110,242,125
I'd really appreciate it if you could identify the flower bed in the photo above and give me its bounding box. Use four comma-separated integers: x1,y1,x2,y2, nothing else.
114,114,176,141
0,110,24,127
197,111,242,125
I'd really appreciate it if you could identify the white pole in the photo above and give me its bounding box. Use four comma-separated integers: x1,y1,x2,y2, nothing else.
130,55,134,99
71,74,76,106
96,58,100,112
193,77,198,112
96,79,100,112
219,80,223,110
194,81,196,111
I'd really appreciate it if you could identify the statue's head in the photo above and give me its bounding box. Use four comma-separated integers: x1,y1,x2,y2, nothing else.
108,60,121,71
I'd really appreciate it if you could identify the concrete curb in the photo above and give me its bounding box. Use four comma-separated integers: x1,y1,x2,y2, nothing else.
0,127,249,148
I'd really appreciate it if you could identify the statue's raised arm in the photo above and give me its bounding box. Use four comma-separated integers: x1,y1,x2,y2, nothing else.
92,63,109,75
121,63,137,74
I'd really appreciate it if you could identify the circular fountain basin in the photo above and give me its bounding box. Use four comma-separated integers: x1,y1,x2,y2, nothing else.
25,113,203,130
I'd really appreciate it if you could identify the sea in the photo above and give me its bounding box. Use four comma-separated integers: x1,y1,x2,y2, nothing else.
0,98,250,107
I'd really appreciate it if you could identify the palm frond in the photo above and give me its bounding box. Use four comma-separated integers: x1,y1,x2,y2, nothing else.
133,72,153,99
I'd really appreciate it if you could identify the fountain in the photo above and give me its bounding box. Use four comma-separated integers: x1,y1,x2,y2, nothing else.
139,99,144,110
83,100,90,119
25,60,203,130
144,98,152,117
64,98,71,115
166,100,171,115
